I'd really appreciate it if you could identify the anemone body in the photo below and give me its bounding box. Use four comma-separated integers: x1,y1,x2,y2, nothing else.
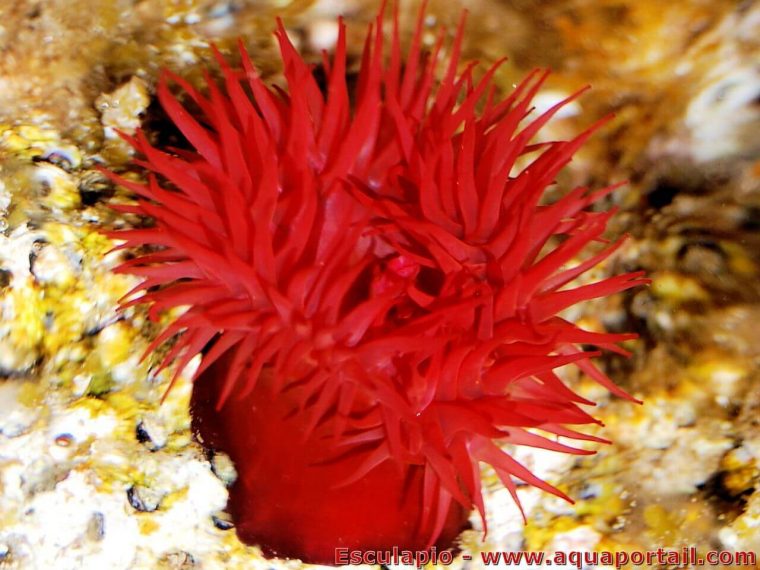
192,351,469,563
108,4,647,563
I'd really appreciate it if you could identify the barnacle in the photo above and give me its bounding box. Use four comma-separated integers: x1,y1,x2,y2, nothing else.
105,3,646,563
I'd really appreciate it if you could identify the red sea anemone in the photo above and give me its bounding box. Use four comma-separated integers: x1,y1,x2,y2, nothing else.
105,2,647,564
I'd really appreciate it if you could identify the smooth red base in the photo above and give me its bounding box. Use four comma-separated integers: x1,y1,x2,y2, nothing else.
190,357,470,565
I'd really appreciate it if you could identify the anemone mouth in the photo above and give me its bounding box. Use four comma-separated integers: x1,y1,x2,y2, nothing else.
105,0,646,556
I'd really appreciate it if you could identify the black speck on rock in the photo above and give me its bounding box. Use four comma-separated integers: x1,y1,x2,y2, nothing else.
135,417,167,452
87,512,106,541
646,180,680,209
212,512,234,530
0,268,11,288
127,484,163,512
78,171,114,206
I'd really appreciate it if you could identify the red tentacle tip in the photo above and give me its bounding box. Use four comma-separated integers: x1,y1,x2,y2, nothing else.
107,3,645,565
